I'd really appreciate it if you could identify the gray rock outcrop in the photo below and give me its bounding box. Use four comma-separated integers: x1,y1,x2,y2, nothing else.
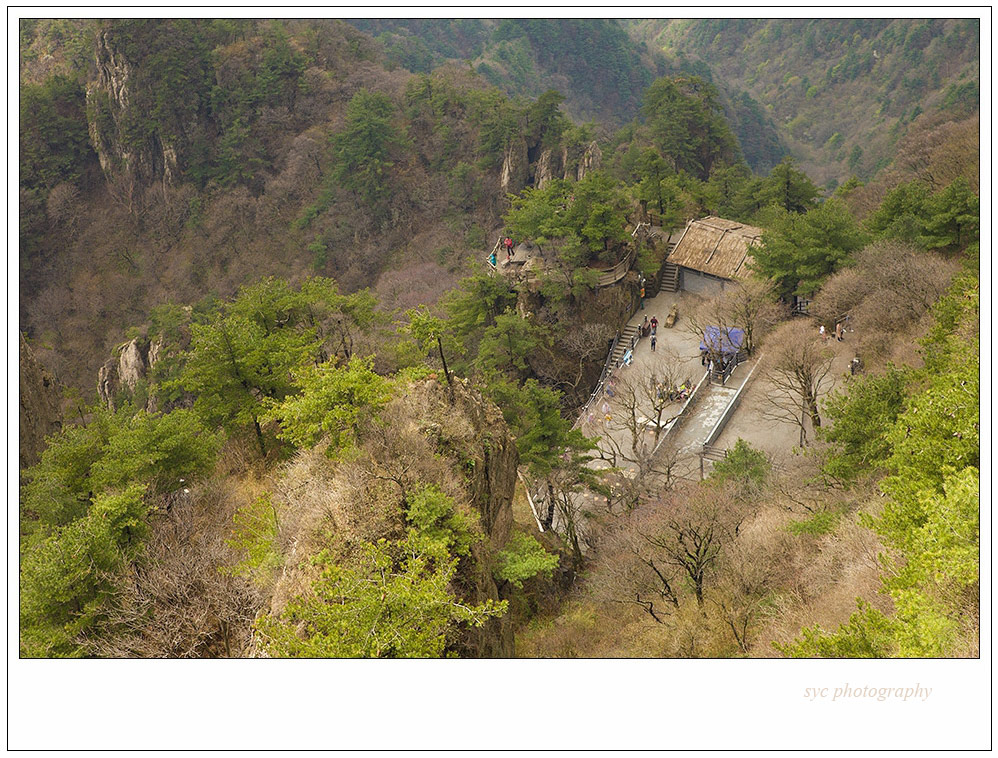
576,140,603,180
86,28,182,190
535,147,564,189
500,138,529,196
97,335,163,410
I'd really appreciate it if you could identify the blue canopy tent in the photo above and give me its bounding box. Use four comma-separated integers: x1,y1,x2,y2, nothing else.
699,326,745,357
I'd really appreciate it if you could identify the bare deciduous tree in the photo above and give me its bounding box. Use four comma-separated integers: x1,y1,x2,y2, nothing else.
594,367,690,506
684,278,783,356
45,182,81,232
811,241,959,334
591,483,748,630
542,465,596,567
84,481,262,658
849,243,959,331
762,321,835,446
589,510,683,624
550,321,617,393
710,520,795,654
641,485,747,609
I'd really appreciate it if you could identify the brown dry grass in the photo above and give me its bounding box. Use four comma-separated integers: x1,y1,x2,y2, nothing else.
517,595,667,658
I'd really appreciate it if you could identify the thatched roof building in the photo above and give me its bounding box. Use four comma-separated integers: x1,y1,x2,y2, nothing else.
667,216,763,282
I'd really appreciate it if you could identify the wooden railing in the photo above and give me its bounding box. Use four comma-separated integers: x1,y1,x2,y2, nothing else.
594,249,636,287
790,297,811,316
707,347,749,385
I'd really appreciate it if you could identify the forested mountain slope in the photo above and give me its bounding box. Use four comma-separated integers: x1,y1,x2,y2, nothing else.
346,18,789,173
18,17,774,394
632,18,980,188
20,19,509,390
17,16,980,664
347,18,659,126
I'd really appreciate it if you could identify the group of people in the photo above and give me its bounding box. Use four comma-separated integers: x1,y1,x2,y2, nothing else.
488,236,516,269
655,380,691,402
640,315,659,351
819,318,848,342
590,311,696,428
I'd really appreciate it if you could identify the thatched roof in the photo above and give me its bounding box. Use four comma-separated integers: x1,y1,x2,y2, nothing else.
666,217,764,280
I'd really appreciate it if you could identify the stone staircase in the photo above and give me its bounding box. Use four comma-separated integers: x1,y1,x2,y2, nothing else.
609,323,641,367
659,261,680,293
656,236,679,293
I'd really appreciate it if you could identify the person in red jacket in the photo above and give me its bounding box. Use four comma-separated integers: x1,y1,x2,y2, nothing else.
504,236,514,261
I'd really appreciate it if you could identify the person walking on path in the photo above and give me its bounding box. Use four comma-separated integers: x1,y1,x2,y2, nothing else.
504,236,514,261
650,315,658,335
819,324,827,342
650,334,657,352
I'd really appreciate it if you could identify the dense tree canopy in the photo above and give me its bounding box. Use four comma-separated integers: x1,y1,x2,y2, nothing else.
504,172,631,263
257,484,506,657
755,156,822,214
818,366,908,483
640,75,742,181
331,89,412,214
20,406,221,656
752,199,869,298
19,75,94,192
174,277,374,455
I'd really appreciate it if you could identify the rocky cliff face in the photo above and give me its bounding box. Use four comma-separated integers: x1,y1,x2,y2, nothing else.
433,378,518,657
500,137,530,196
534,147,562,189
19,333,62,469
503,137,602,195
86,28,182,190
575,140,602,180
97,335,162,411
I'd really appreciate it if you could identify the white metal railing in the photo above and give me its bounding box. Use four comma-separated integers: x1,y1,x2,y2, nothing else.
651,368,711,456
485,236,502,271
702,354,763,450
513,223,668,530
517,469,546,532
572,332,621,430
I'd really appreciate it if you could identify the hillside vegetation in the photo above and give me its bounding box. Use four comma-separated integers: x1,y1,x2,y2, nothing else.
18,17,979,660
348,18,659,127
635,18,980,188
